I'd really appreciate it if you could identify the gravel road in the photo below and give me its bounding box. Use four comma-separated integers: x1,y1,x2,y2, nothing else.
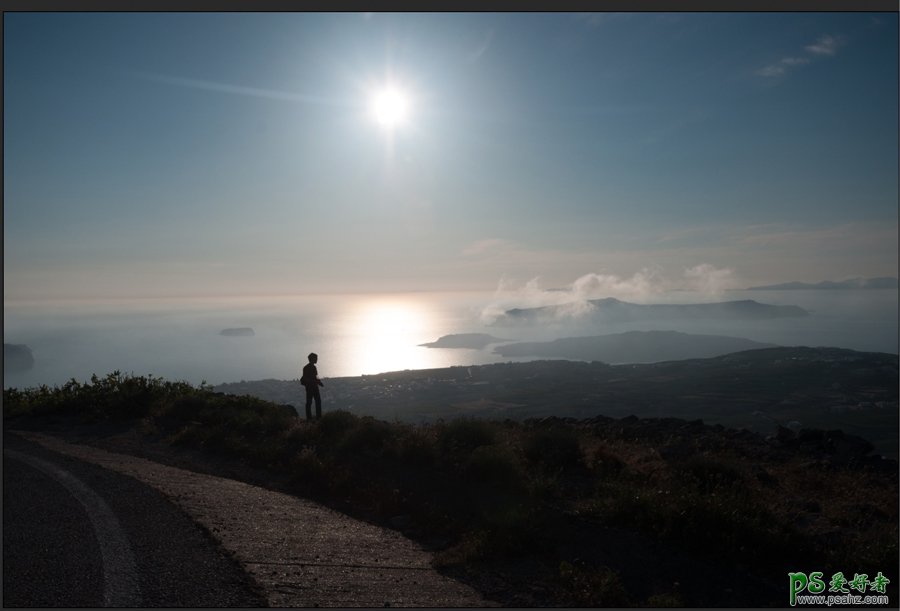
7,430,492,607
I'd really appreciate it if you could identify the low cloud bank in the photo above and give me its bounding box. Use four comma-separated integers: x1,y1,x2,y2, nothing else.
480,264,738,324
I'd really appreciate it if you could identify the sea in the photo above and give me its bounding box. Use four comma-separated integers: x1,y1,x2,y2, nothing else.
3,289,898,390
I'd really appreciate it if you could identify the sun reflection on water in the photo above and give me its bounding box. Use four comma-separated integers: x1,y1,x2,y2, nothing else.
335,297,437,376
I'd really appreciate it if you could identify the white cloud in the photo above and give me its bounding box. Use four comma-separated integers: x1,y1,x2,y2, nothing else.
805,34,842,56
756,64,787,78
756,34,842,79
130,71,341,106
467,29,494,63
683,264,737,296
462,238,515,257
479,266,741,323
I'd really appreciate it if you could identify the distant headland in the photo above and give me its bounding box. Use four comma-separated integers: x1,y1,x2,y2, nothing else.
3,344,34,373
492,298,808,325
419,333,511,349
746,277,898,290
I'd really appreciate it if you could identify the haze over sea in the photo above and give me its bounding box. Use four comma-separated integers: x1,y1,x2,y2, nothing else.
4,15,897,396
4,288,897,391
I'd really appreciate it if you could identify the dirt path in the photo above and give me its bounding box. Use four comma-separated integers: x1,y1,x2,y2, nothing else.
12,431,492,608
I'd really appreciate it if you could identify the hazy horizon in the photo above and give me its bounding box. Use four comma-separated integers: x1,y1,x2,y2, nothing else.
4,287,897,390
4,12,898,305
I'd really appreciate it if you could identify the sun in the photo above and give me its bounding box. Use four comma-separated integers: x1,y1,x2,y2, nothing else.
369,86,410,129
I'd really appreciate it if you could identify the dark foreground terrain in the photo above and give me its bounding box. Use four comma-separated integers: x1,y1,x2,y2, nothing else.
219,346,899,458
4,349,898,607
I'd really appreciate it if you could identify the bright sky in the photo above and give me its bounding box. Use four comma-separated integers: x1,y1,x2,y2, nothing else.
4,12,898,301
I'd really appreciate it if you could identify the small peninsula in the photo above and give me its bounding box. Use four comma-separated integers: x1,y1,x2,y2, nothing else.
419,333,511,349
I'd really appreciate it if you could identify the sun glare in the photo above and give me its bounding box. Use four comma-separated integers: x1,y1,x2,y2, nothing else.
370,86,410,129
342,299,430,374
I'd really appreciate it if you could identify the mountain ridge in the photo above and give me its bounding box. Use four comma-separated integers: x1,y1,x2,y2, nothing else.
746,277,898,290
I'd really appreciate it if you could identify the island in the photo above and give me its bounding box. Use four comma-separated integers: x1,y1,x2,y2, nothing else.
493,297,809,325
419,333,511,349
746,277,898,290
4,344,35,372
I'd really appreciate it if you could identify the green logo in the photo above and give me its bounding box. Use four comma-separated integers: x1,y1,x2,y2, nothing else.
789,571,891,606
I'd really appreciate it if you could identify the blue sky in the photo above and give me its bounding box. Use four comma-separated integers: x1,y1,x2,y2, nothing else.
4,12,898,301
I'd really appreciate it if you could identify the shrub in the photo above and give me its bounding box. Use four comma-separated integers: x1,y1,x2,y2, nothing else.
395,428,437,466
461,503,551,561
678,455,744,493
284,422,319,453
437,418,497,454
464,445,524,490
335,416,392,459
288,447,330,494
586,443,625,475
645,590,685,607
317,410,359,438
558,561,630,607
159,395,207,427
523,427,583,473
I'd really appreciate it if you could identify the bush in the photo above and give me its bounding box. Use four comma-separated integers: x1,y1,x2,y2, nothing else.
678,455,744,493
464,445,524,489
3,372,196,422
437,418,497,454
318,410,359,438
288,447,330,494
395,428,437,466
523,427,583,472
159,395,207,426
335,416,393,459
586,444,625,475
558,561,630,607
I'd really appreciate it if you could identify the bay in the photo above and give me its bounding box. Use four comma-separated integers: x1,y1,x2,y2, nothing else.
3,288,897,390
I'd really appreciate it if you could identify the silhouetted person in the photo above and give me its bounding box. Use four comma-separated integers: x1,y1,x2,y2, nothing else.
301,352,324,420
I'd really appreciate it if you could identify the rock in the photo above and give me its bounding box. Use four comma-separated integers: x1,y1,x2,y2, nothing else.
220,328,255,337
4,344,34,372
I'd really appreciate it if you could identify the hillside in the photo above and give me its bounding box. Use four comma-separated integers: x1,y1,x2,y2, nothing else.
492,330,774,362
4,371,897,607
216,346,899,458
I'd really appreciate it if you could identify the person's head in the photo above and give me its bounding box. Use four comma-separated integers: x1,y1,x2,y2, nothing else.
308,352,318,363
